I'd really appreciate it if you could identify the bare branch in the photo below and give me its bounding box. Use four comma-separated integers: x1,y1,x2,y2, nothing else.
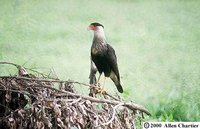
100,103,124,126
0,76,150,116
0,62,151,128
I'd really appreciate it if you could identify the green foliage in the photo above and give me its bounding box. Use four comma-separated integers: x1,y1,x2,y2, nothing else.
150,94,200,121
0,0,200,122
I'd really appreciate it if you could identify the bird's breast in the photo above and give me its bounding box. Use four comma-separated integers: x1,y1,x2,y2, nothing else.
91,43,107,55
91,48,98,55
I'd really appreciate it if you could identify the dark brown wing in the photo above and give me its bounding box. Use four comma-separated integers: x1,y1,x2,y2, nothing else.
106,44,120,81
106,44,123,93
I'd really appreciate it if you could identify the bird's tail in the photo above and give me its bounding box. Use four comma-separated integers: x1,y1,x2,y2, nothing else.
116,83,123,93
113,78,123,93
110,71,123,93
110,74,123,93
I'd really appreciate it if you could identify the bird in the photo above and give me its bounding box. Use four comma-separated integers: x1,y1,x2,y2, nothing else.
87,22,123,93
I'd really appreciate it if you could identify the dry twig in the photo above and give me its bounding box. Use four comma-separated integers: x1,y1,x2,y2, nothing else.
0,62,151,129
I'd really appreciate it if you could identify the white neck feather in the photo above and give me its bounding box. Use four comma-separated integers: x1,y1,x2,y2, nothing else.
94,26,106,40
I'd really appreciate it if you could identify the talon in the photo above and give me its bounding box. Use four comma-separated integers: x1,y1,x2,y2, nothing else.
95,82,100,87
100,89,105,95
95,87,105,95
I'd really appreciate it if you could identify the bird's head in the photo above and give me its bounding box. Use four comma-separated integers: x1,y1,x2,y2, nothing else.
88,22,106,39
87,22,104,31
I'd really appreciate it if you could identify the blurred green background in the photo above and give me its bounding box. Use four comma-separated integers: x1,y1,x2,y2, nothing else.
0,0,200,121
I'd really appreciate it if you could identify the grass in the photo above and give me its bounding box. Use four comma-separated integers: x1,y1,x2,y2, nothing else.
0,0,200,122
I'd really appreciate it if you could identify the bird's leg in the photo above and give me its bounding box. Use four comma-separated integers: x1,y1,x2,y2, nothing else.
101,77,107,94
97,77,106,95
96,73,101,86
95,74,101,93
94,74,105,95
102,76,106,90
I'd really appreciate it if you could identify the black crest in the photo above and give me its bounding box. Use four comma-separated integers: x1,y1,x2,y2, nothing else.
90,22,104,28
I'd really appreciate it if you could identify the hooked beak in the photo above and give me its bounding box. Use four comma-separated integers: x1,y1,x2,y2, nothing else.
87,25,94,30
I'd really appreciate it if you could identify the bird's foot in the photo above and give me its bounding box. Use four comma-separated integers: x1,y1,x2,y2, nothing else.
95,87,105,95
95,82,100,87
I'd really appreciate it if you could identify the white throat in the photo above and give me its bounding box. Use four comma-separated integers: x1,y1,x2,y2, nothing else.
94,26,106,40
